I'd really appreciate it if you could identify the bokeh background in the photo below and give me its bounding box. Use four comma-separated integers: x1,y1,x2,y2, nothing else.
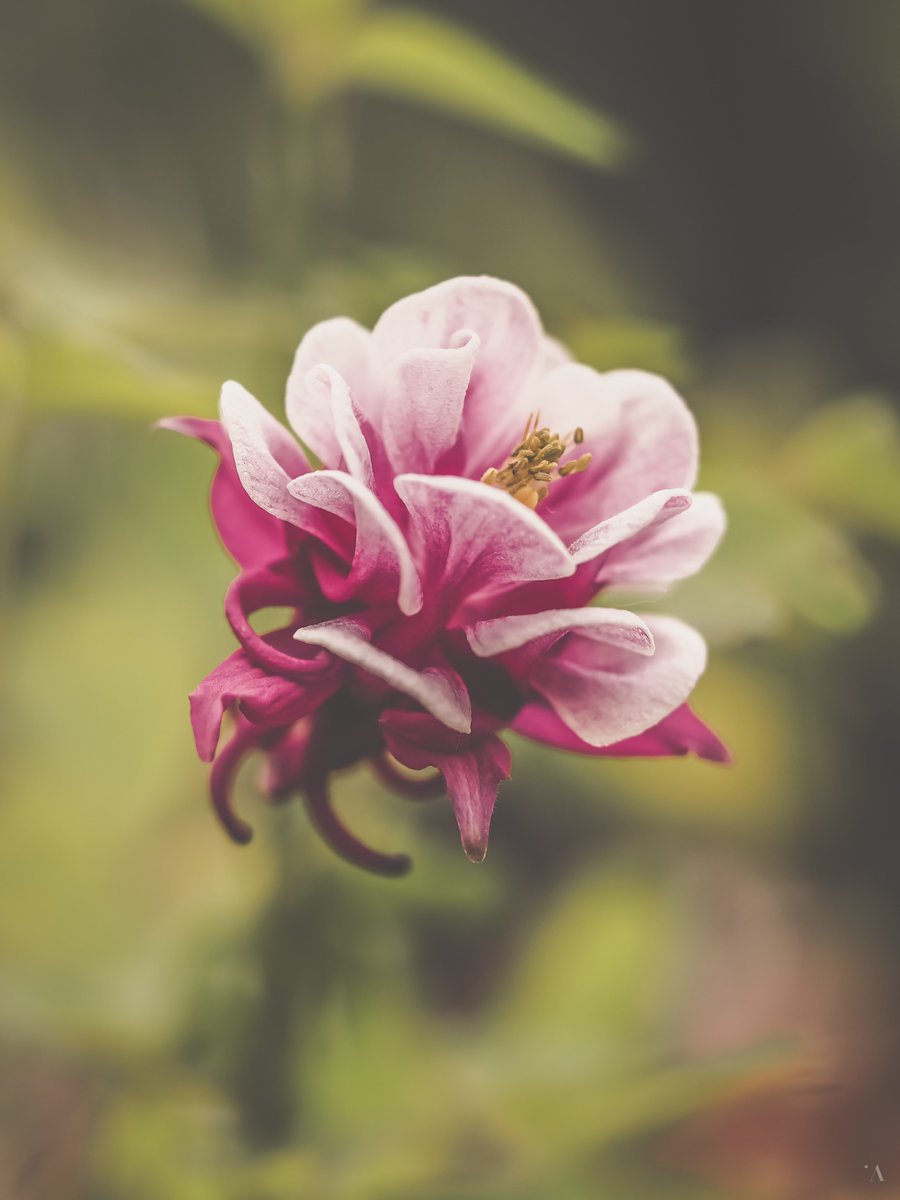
3,1,900,1196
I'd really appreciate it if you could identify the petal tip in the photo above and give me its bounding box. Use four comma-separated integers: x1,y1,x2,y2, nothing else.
462,838,488,864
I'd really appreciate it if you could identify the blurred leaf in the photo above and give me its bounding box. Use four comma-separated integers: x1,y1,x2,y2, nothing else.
778,393,900,540
564,316,692,386
342,9,629,169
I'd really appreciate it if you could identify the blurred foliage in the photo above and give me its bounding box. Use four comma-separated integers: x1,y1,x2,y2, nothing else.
2,1,900,1198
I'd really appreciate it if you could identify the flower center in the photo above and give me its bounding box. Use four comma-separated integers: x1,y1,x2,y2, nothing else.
480,413,592,510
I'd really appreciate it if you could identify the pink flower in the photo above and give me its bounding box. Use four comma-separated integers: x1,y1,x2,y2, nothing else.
163,277,728,873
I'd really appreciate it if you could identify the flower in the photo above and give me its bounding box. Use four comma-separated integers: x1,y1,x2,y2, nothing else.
163,277,728,873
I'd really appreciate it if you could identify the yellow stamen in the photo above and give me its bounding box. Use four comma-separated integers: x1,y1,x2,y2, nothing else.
480,416,591,508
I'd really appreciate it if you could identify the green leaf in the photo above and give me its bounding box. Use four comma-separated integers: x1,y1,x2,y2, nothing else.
778,394,900,540
342,9,629,169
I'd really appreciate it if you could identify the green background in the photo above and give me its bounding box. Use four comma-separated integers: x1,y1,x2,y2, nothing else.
2,2,899,1196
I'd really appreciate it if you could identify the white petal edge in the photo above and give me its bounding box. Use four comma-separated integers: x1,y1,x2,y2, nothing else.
293,619,472,734
287,470,423,616
466,607,655,658
568,489,692,564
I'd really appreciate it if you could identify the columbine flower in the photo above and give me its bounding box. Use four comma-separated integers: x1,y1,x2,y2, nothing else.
163,277,727,873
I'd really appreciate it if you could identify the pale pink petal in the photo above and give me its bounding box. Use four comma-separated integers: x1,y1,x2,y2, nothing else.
158,417,289,567
287,364,373,484
600,492,727,589
568,489,692,565
466,607,654,659
394,475,574,604
190,648,339,763
373,276,543,459
288,470,423,615
512,699,730,762
286,316,382,455
381,332,478,473
293,619,472,733
219,381,316,529
523,366,698,542
381,709,511,862
532,615,708,748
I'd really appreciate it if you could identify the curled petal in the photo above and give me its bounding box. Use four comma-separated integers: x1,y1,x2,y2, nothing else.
373,276,543,465
286,316,382,460
568,489,692,565
287,470,423,615
599,491,727,590
209,719,260,844
219,381,318,530
532,615,709,748
382,710,511,863
293,619,472,733
158,417,288,567
394,474,574,606
224,562,333,678
466,606,654,660
382,332,478,473
304,781,411,877
190,648,340,763
513,700,731,762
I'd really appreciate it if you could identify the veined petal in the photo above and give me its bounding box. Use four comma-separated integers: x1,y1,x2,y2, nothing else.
513,700,730,762
532,615,708,748
286,316,382,458
568,489,692,565
158,416,288,567
394,474,574,604
381,709,511,863
382,332,478,473
219,381,315,529
293,619,472,733
190,648,339,763
600,491,727,589
524,366,698,542
373,276,543,458
288,470,423,615
466,607,654,658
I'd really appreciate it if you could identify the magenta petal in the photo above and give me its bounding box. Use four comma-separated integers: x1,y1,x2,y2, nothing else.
304,780,412,877
159,417,288,567
382,710,511,862
287,470,423,615
224,562,333,678
190,648,341,763
513,699,731,762
293,619,472,733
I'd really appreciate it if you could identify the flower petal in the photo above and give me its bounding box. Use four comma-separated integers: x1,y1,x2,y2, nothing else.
568,488,692,565
288,470,423,615
293,619,472,733
525,366,698,542
513,699,731,762
381,332,478,473
381,710,511,862
394,475,574,607
466,606,654,659
373,276,543,462
159,417,289,567
219,381,317,529
532,614,708,748
190,647,339,763
599,492,727,589
286,316,381,460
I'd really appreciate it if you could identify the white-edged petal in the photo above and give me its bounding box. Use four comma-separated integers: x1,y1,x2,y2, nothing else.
466,607,654,658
